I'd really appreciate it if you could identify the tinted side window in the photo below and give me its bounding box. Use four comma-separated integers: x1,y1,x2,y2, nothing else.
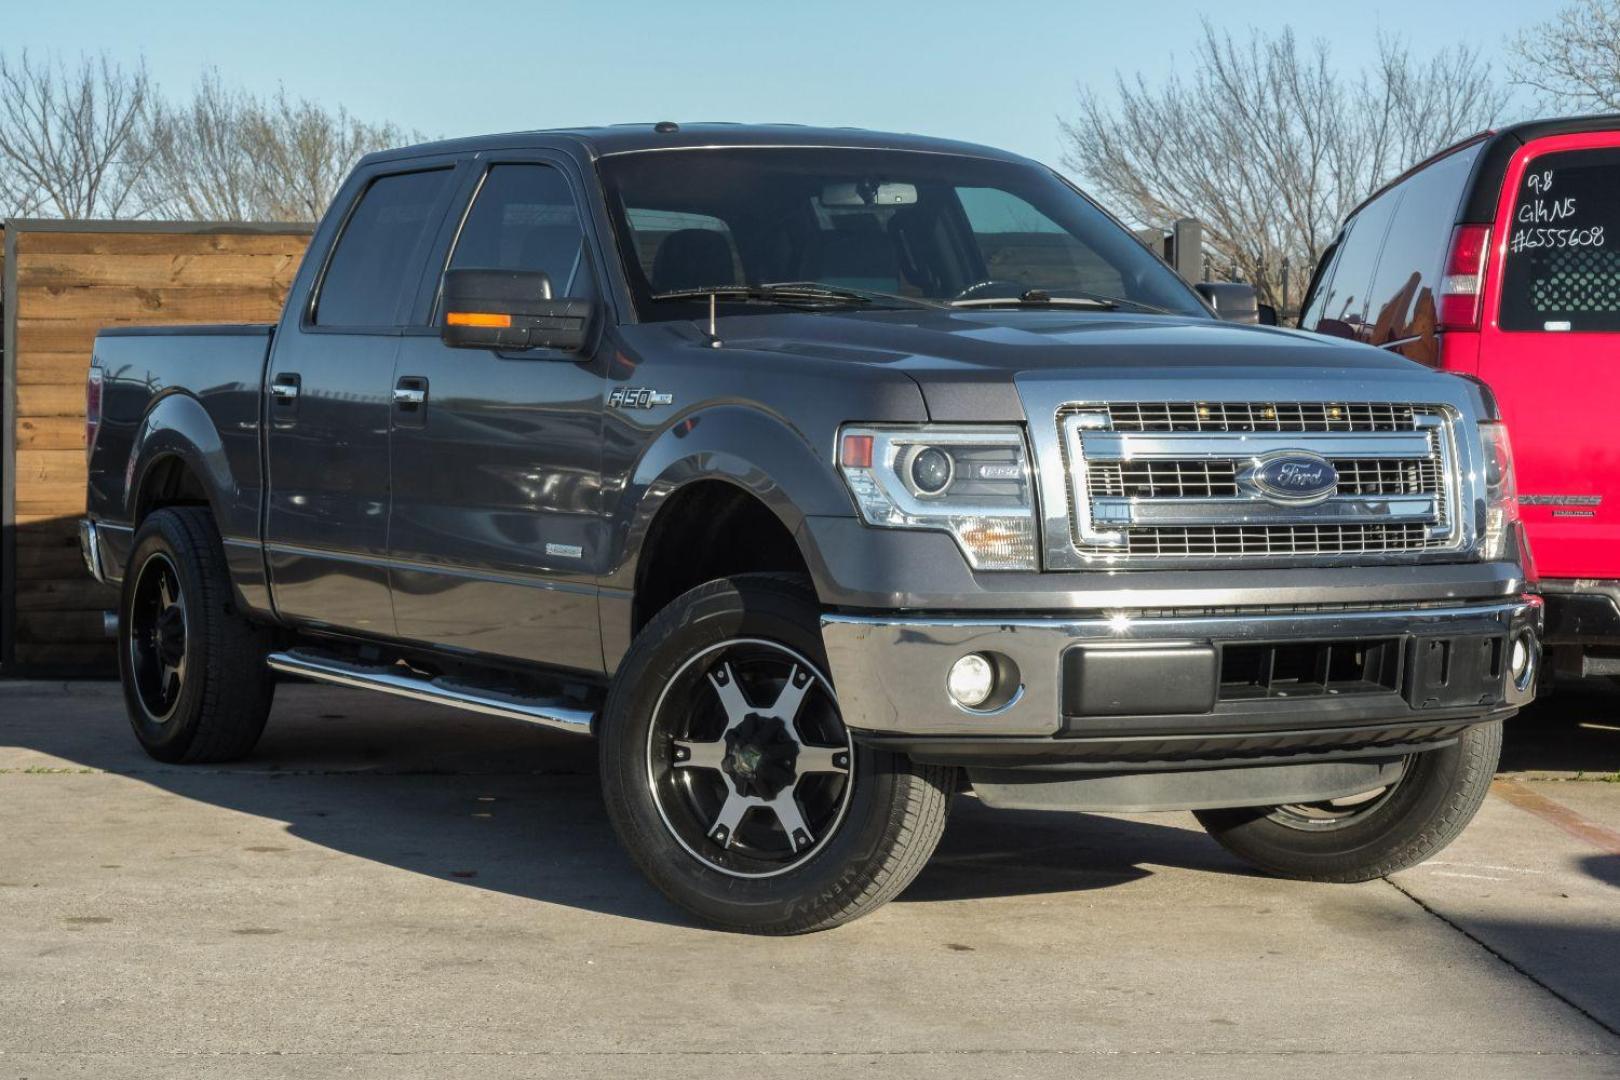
1311,192,1399,341
316,169,454,326
449,164,593,297
1501,146,1620,332
1364,144,1482,350
1299,234,1345,330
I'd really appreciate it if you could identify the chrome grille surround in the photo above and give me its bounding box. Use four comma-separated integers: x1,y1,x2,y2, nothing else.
1104,400,1420,433
1024,388,1479,570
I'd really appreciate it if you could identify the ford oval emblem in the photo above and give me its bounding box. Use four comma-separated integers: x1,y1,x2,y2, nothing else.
1248,451,1339,505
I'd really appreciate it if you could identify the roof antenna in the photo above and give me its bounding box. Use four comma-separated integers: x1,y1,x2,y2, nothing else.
707,290,723,348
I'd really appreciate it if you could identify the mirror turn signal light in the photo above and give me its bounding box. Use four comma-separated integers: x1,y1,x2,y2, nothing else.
446,311,513,328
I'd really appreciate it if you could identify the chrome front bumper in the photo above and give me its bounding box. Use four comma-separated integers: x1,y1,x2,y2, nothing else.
821,597,1542,740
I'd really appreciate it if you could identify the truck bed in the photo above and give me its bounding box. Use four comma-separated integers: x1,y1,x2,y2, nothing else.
87,323,279,579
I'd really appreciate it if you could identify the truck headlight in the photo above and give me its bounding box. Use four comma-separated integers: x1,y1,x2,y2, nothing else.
1479,420,1519,560
838,425,1037,570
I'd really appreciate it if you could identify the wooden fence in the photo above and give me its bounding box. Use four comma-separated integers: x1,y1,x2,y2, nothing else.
2,220,312,676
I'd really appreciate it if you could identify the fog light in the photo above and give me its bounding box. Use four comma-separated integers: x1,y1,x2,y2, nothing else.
1510,633,1533,686
947,653,996,709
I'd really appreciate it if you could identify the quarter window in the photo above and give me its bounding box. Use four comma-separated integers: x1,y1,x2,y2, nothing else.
316,168,454,326
1362,145,1480,347
1309,191,1399,340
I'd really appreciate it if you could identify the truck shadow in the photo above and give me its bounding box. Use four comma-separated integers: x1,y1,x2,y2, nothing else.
1502,678,1620,777
6,682,1258,927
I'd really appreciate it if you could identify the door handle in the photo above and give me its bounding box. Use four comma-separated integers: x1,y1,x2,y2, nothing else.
393,377,428,408
269,374,300,402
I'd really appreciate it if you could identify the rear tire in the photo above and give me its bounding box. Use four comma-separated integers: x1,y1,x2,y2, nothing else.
1193,721,1501,882
119,507,275,763
599,574,954,934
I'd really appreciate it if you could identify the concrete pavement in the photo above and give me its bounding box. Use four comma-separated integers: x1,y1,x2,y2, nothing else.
2,679,1619,1079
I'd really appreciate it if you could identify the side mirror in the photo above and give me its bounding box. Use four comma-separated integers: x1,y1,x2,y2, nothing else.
1195,282,1260,324
441,268,592,353
1257,303,1279,326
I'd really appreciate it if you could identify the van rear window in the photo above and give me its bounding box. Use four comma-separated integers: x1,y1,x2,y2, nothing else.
1500,147,1620,332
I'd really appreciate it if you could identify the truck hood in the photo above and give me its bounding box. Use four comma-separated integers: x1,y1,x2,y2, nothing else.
711,308,1438,421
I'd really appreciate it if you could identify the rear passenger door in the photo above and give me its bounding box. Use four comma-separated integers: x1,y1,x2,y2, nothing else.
385,155,607,672
265,163,459,635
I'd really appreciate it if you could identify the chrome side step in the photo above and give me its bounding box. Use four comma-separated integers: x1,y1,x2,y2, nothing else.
266,649,596,734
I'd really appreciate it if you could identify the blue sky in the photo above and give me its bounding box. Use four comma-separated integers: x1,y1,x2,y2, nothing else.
11,0,1540,170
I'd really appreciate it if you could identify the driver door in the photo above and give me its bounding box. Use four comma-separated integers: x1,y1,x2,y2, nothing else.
386,157,607,672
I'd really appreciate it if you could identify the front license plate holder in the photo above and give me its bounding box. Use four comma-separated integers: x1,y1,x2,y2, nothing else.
1403,633,1505,710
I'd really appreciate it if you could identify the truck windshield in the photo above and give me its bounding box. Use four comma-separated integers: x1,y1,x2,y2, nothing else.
596,147,1207,320
1501,146,1620,332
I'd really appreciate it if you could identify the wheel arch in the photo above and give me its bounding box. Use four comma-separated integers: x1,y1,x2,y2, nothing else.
124,392,234,528
603,405,857,670
118,392,271,616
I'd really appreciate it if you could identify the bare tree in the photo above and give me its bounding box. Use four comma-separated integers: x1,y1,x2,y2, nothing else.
242,90,413,221
1508,0,1620,112
1060,23,1507,312
139,76,413,223
138,70,262,220
0,51,154,219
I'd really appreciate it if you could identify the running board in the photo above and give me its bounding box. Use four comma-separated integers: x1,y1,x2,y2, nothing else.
266,649,596,733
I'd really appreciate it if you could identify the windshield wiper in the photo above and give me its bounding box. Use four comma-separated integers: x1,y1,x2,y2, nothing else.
950,288,1175,315
650,282,936,310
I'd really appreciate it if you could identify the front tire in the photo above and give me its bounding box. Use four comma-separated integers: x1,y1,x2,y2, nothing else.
1193,721,1502,882
119,507,275,763
599,575,954,934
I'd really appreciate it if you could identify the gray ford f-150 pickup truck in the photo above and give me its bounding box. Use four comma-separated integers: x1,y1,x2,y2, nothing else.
82,124,1541,933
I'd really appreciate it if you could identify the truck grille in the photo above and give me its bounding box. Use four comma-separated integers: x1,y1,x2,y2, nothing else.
1059,401,1461,564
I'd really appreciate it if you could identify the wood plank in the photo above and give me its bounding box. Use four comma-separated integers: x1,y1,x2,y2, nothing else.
16,416,86,450
16,484,89,515
17,552,92,579
17,449,88,485
14,523,80,550
15,512,81,528
18,384,94,417
15,285,293,322
17,351,91,382
17,321,121,353
18,253,303,290
18,320,279,355
13,610,108,642
12,642,116,671
18,231,310,256
16,578,118,611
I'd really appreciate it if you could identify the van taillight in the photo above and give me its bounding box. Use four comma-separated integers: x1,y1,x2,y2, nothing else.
85,365,104,460
1439,224,1490,331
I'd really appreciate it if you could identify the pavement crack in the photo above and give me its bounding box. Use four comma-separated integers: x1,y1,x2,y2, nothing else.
1384,874,1620,1040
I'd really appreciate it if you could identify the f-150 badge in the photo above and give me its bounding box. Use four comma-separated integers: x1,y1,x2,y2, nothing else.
609,387,673,410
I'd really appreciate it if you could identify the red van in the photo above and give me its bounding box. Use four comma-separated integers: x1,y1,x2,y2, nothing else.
1299,116,1620,682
